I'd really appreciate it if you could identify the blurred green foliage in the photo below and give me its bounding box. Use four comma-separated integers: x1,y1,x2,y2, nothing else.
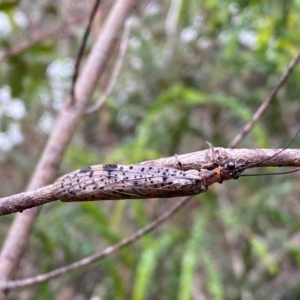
1,0,300,299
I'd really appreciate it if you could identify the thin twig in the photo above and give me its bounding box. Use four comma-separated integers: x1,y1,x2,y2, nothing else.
85,18,131,115
70,0,102,105
229,49,300,148
0,13,87,61
0,196,193,290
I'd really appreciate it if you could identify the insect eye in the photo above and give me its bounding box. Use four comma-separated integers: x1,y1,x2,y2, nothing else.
227,161,235,170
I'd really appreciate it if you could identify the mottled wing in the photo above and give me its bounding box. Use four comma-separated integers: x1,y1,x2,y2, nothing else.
53,164,207,202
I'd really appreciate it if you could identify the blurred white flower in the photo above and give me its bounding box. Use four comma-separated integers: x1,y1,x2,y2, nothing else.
0,86,11,105
39,112,55,134
128,16,141,29
229,3,240,14
13,11,28,29
0,132,13,151
0,12,12,38
0,86,26,150
130,58,143,70
144,2,161,16
0,86,26,120
193,15,204,29
117,92,128,104
180,27,198,43
197,37,211,49
232,15,242,26
130,37,141,49
8,123,23,144
239,29,257,48
47,58,74,80
218,31,230,45
5,99,26,120
46,58,74,110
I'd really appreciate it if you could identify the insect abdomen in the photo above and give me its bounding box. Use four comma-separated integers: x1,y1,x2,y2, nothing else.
53,164,207,202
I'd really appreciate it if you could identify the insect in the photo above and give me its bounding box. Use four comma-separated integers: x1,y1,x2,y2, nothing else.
52,158,238,202
53,164,208,202
52,129,300,203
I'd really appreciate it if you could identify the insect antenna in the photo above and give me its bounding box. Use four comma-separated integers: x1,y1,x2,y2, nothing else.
240,168,300,177
235,127,300,178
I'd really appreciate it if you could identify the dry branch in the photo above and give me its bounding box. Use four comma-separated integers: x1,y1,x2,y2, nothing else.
0,13,88,61
0,147,299,216
85,17,131,115
0,196,193,290
229,49,300,148
0,1,137,298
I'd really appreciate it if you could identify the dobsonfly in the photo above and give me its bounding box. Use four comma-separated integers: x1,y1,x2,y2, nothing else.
0,146,240,216
53,129,300,203
52,159,238,202
53,164,210,202
1,136,297,215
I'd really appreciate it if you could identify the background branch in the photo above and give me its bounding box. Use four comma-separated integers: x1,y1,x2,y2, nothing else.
0,1,136,298
85,17,131,115
0,13,87,61
229,48,300,148
0,196,193,290
70,0,102,105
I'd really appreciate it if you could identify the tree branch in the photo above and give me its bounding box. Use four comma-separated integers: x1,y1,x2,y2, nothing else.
0,147,299,216
0,1,137,298
229,48,300,148
70,0,102,105
0,196,193,291
0,13,87,61
85,17,131,115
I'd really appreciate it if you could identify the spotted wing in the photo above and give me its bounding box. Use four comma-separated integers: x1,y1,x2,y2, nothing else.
53,164,207,202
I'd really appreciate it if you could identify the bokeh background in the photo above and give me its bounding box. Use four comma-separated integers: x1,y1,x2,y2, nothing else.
1,1,300,299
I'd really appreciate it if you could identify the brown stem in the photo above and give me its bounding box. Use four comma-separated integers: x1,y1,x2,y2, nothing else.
0,13,87,61
140,148,300,170
85,17,131,115
0,148,299,216
0,196,193,290
0,1,137,299
0,185,54,215
229,48,300,148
